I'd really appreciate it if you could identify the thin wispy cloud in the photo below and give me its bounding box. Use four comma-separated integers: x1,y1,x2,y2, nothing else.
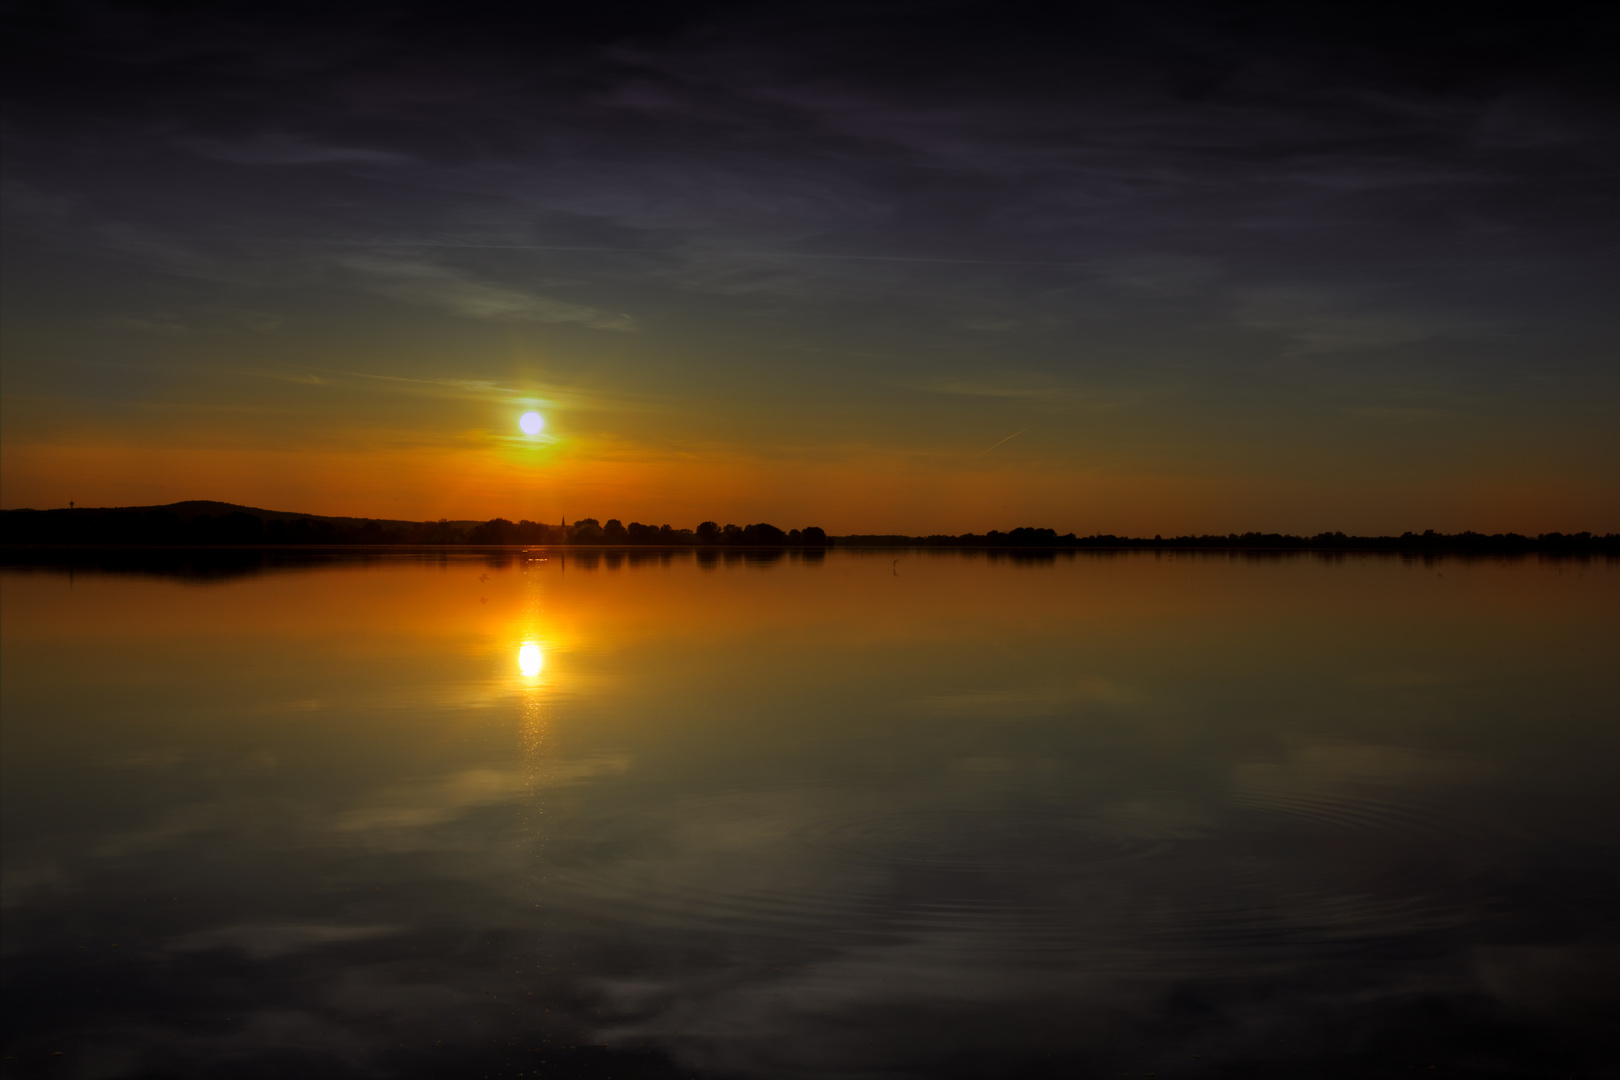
912,379,1122,410
337,256,637,331
1,0,1612,526
183,134,412,168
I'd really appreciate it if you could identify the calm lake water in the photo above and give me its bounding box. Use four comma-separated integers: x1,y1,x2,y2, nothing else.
2,550,1615,1079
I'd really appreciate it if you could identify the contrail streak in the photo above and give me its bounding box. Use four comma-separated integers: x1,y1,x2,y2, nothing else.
974,429,1027,457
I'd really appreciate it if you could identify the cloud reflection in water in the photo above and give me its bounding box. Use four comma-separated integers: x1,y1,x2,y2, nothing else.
0,551,1613,1078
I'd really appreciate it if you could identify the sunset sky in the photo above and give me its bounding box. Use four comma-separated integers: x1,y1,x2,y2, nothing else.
2,1,1615,534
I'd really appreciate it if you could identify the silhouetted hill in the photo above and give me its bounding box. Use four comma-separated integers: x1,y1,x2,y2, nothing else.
0,504,829,548
121,500,452,529
0,501,478,546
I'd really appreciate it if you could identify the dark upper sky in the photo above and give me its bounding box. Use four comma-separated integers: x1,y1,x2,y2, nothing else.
2,0,1616,531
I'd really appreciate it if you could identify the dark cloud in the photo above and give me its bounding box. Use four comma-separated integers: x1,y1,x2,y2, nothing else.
1,1,1615,528
4,1,1613,366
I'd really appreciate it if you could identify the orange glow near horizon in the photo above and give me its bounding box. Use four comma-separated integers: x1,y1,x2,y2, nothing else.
3,5,1616,552
7,546,1613,656
2,431,1616,536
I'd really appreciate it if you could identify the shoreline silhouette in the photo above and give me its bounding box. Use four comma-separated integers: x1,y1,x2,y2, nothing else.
1,501,1614,554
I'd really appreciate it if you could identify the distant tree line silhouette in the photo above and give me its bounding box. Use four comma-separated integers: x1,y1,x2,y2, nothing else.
0,504,830,547
464,517,829,546
837,527,1617,553
1,504,1613,552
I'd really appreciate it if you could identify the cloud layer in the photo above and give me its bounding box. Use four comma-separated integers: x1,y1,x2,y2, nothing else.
1,0,1615,528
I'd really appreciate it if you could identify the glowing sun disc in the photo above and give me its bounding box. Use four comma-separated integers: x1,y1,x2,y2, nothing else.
519,411,544,435
518,643,543,677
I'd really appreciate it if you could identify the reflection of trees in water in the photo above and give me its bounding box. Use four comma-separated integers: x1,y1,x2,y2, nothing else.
0,547,393,583
4,546,1601,585
983,548,1065,565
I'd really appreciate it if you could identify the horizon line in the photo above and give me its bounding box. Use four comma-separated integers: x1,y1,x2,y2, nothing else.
1,500,1615,549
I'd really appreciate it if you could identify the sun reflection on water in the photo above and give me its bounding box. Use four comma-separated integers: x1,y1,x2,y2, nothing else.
517,641,544,678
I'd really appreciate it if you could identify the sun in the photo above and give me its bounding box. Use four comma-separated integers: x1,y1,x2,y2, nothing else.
519,411,544,435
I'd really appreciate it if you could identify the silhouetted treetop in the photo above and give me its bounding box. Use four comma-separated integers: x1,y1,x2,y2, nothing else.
1,503,1611,553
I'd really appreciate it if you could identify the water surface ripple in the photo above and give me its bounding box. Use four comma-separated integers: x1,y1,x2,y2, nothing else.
1,550,1614,1079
